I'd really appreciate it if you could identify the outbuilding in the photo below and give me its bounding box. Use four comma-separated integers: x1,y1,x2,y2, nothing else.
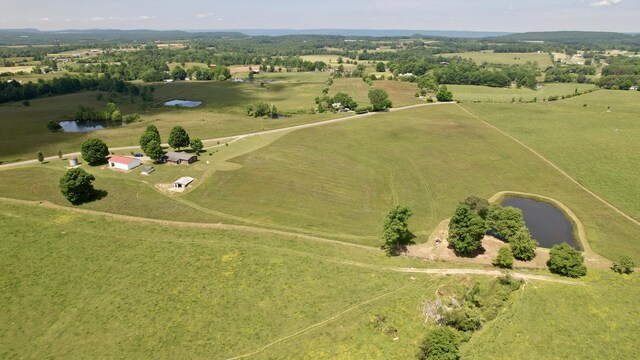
140,166,155,175
108,156,141,171
173,176,195,189
163,151,197,165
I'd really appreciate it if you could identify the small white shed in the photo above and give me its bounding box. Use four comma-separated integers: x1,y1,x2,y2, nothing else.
108,156,141,171
173,176,194,189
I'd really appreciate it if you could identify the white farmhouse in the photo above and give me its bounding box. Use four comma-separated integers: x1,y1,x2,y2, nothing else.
108,156,141,171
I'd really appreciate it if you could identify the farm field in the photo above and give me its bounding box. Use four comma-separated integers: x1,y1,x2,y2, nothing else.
463,90,640,222
449,83,597,103
445,51,554,69
179,104,639,260
0,78,346,163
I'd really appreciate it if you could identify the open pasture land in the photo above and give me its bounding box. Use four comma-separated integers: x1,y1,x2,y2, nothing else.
181,104,638,259
462,271,640,359
0,200,438,359
0,65,35,73
449,83,596,103
445,51,554,69
0,79,344,163
167,62,208,70
0,71,66,82
463,90,640,222
372,80,422,107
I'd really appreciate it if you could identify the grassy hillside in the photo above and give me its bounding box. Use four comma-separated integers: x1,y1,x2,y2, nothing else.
449,83,596,103
463,90,640,221
445,51,553,69
180,104,638,259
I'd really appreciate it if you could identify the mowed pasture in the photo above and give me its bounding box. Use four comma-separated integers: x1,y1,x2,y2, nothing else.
463,90,640,221
449,83,597,103
183,104,639,259
445,51,554,69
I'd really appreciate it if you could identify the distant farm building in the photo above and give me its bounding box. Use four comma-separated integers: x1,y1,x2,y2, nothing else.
140,166,155,175
163,152,197,165
108,156,141,170
173,176,195,189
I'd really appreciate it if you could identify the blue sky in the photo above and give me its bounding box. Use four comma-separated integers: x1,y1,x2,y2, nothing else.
1,0,637,32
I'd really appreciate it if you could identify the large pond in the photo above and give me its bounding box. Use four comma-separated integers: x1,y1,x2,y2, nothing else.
164,99,202,108
59,120,124,133
501,197,579,249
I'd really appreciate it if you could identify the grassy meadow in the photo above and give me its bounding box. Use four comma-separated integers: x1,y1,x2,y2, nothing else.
446,51,554,69
463,90,640,221
178,104,638,260
449,83,597,103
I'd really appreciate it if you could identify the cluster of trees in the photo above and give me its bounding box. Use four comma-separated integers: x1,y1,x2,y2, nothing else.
170,65,231,81
74,103,140,123
245,102,279,117
597,56,640,89
0,74,146,104
448,196,538,263
544,65,596,83
140,125,164,162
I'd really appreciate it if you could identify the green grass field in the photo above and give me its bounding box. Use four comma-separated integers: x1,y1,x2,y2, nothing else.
174,104,639,260
0,200,484,359
449,83,597,103
462,271,640,359
445,51,554,69
0,75,346,163
463,90,640,222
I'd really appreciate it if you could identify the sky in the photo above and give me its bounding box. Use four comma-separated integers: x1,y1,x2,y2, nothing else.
1,0,638,33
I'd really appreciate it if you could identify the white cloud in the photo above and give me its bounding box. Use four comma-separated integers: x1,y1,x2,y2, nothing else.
591,0,622,7
39,17,50,21
91,17,105,21
108,16,127,21
135,15,156,20
64,18,72,22
196,12,215,18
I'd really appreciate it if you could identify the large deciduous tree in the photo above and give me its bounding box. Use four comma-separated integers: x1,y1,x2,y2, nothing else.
80,138,109,165
381,206,415,254
59,168,96,204
486,204,525,241
368,88,392,111
331,92,358,109
144,140,164,163
190,138,204,154
448,204,487,255
168,126,190,150
436,85,454,102
547,243,587,277
140,128,161,153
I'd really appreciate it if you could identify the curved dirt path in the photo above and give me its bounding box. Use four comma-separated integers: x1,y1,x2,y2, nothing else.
0,196,580,285
457,104,640,227
0,102,453,169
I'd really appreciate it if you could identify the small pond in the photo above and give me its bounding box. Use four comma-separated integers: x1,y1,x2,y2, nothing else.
501,197,579,249
59,120,124,133
164,99,202,108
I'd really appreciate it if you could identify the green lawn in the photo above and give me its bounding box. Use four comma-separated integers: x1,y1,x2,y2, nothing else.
445,51,554,69
463,90,640,222
448,83,597,103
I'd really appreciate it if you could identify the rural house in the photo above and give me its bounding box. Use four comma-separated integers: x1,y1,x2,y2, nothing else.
163,151,197,165
108,156,141,170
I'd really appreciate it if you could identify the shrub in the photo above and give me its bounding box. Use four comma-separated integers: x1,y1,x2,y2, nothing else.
493,247,514,268
442,306,483,332
547,243,587,277
418,327,460,360
612,255,635,274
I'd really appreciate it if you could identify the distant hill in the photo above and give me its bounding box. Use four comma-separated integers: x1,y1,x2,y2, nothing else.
209,29,511,38
0,29,246,45
493,31,640,45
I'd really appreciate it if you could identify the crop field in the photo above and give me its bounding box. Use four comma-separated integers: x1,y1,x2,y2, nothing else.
445,51,554,69
463,90,640,222
448,83,597,103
